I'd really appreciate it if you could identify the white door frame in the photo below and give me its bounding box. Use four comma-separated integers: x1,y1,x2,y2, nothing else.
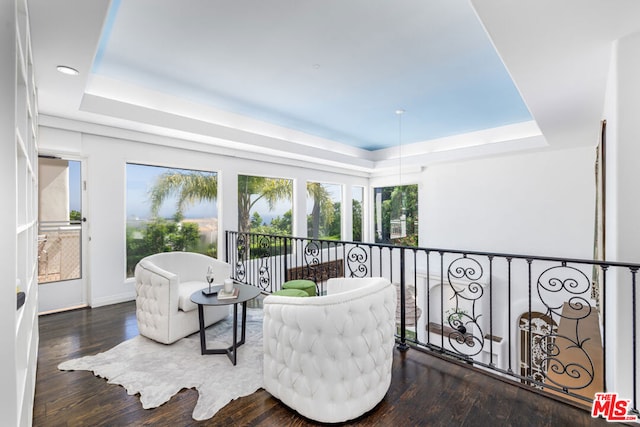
38,156,89,314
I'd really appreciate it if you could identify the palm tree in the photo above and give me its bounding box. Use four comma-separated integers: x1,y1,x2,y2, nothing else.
306,182,334,239
150,171,218,218
149,171,334,237
237,176,292,233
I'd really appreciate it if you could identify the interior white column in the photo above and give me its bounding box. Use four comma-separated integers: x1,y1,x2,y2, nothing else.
604,29,640,399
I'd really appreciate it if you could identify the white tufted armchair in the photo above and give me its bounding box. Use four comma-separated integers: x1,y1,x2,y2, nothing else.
263,277,397,423
134,252,231,344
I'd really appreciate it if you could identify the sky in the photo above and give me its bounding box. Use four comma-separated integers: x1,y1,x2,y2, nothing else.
68,160,81,212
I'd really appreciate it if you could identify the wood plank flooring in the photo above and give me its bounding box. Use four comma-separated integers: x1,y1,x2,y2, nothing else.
34,301,615,426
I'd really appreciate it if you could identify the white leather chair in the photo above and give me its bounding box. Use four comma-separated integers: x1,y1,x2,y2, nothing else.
134,252,231,344
263,277,397,423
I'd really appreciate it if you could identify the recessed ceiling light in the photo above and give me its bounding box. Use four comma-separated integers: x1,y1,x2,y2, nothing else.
56,65,79,76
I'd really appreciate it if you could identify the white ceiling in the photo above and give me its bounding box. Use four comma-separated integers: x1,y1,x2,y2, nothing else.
27,0,640,172
91,0,531,151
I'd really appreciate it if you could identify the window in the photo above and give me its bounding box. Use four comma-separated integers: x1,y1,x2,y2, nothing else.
352,186,364,242
374,184,418,246
126,163,218,277
307,182,341,240
237,175,293,235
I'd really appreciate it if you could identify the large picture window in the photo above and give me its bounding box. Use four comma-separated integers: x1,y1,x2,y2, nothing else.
237,175,293,235
126,163,218,277
374,184,418,246
307,182,341,240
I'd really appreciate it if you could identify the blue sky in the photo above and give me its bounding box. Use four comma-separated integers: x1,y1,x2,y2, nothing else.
69,161,81,212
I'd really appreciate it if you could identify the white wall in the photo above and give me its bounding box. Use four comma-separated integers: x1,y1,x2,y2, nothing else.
604,29,640,401
38,158,69,222
39,126,369,307
422,146,596,259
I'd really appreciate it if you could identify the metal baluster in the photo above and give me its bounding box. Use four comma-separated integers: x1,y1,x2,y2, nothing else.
426,250,431,346
440,252,445,350
632,267,638,412
398,248,408,351
507,257,513,374
527,258,533,385
488,255,494,367
602,264,608,393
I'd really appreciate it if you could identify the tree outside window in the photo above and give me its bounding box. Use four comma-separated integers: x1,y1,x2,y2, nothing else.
352,186,364,242
374,184,418,246
307,182,341,240
237,175,293,235
126,163,218,277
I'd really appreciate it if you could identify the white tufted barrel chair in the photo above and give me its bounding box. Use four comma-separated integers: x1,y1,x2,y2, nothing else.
263,277,397,423
134,252,231,344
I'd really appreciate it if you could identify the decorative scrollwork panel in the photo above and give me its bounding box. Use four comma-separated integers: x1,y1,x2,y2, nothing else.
533,265,596,392
445,256,486,357
346,245,369,278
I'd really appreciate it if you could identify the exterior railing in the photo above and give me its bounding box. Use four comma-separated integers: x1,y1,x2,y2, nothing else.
38,220,82,283
226,230,640,412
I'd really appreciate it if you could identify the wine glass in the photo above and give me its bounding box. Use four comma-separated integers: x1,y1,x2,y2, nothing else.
206,265,214,293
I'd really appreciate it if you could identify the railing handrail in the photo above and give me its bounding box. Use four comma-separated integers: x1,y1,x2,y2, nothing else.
225,229,640,411
225,230,640,270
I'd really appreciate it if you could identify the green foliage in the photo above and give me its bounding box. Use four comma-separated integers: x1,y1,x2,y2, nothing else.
250,212,264,229
126,218,203,277
352,199,363,242
70,210,82,221
252,210,292,236
238,175,293,233
270,210,292,235
238,178,338,240
313,201,341,240
306,182,335,239
375,184,418,246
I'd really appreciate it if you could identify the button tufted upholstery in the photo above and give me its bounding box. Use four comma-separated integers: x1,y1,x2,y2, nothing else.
263,277,397,423
134,252,231,344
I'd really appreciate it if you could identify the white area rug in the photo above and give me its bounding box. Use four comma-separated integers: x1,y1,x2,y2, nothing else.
58,309,264,421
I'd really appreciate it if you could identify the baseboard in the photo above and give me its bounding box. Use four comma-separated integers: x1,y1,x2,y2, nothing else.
91,292,136,308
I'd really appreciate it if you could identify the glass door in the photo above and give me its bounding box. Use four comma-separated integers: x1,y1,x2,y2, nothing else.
38,157,88,313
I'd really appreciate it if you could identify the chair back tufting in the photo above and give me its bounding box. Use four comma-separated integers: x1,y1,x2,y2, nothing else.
263,277,397,423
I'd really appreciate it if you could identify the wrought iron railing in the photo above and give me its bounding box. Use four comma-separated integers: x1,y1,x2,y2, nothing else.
226,230,640,412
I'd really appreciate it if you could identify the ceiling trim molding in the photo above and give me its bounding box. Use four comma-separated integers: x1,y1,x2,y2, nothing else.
38,114,374,177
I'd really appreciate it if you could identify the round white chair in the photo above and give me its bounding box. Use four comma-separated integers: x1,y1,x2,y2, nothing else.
263,277,397,423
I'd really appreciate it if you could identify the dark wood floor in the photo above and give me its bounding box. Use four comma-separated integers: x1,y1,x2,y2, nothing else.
34,301,615,427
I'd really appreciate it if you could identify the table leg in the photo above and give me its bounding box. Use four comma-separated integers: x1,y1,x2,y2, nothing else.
198,300,251,365
231,303,238,365
197,304,206,355
239,301,248,346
